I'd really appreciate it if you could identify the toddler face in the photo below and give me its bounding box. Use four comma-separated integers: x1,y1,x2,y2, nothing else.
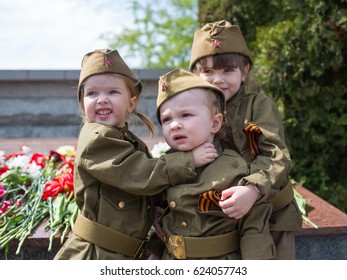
83,74,137,127
159,88,219,151
197,57,247,101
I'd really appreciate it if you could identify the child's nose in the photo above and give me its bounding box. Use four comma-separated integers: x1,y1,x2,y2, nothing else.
97,95,109,104
213,74,224,84
170,120,182,130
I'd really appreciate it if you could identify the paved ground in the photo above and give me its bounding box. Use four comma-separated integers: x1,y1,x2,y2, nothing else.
0,137,164,155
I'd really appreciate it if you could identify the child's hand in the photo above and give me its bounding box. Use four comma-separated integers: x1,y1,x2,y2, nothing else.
219,184,260,219
192,143,218,168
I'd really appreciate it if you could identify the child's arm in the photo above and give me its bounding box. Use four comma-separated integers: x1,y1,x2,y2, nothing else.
219,95,291,218
78,123,217,196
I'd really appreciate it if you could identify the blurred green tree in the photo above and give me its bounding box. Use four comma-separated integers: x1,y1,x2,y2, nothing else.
102,0,198,68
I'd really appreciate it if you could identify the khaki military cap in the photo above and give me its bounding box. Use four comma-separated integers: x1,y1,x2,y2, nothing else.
77,49,142,101
156,68,225,123
189,20,252,70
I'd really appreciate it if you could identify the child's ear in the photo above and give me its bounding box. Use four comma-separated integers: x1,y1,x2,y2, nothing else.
212,113,223,133
241,63,250,82
128,96,138,113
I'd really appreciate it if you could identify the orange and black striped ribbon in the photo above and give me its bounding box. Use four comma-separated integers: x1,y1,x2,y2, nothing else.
242,122,261,159
198,190,222,212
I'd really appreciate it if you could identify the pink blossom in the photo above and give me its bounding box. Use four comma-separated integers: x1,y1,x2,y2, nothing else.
0,200,12,214
0,184,6,199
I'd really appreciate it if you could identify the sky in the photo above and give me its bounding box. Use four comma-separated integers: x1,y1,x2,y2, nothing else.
0,0,140,70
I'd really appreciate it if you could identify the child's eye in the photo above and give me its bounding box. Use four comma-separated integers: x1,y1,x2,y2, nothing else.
225,67,235,72
202,69,213,74
109,90,120,95
161,117,171,124
182,113,193,118
85,91,96,97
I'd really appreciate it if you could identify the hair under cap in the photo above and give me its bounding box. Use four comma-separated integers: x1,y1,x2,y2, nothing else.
189,20,252,71
156,68,225,123
77,49,142,101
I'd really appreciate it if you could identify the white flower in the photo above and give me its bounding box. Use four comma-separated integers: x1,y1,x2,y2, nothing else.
151,141,170,158
21,145,32,154
26,163,42,180
0,150,5,165
7,155,30,171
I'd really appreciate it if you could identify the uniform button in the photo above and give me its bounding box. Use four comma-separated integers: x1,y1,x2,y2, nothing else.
169,200,176,208
118,201,125,208
181,221,188,227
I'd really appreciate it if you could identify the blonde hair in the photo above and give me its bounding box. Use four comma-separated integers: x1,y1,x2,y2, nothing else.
79,73,155,136
199,88,230,140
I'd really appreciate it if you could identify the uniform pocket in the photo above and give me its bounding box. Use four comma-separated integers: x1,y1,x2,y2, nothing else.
100,184,141,210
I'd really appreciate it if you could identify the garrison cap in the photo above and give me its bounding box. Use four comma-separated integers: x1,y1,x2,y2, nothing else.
77,49,142,101
156,68,225,123
189,20,252,70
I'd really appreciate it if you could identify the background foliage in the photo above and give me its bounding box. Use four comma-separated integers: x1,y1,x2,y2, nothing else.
102,0,198,68
107,0,347,212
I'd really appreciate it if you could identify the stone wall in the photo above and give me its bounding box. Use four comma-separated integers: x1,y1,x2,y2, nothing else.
0,69,171,138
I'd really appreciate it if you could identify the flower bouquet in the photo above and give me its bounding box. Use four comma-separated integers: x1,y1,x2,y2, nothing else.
0,145,78,256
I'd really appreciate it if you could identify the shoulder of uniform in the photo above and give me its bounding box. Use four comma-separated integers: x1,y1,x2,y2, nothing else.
81,122,123,139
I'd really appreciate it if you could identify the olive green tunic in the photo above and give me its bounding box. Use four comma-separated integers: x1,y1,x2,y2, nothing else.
222,85,302,254
161,140,275,260
54,122,196,260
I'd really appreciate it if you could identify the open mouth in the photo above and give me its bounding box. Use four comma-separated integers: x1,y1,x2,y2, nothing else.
173,134,187,141
96,109,112,116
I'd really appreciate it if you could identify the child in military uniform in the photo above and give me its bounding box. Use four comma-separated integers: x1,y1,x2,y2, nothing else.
155,68,275,259
189,20,302,259
54,49,218,260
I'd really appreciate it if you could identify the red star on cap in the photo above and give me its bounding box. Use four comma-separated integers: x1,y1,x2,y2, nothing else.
104,57,111,66
162,83,168,92
212,39,222,48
